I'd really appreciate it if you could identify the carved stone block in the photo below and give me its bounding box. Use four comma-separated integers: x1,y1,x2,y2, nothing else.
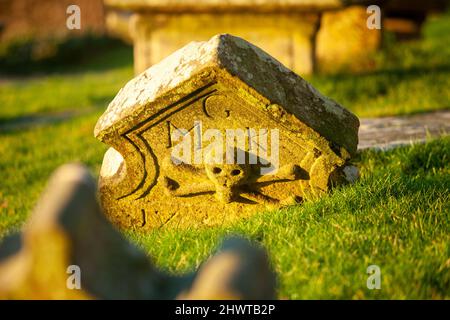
94,34,359,230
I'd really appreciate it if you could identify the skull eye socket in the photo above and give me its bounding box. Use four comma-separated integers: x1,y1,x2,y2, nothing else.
231,169,241,176
212,167,222,174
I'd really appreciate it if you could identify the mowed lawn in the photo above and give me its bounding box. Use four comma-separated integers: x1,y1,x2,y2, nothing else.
0,13,449,299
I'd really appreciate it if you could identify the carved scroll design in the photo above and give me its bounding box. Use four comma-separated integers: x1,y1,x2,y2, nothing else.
118,82,218,200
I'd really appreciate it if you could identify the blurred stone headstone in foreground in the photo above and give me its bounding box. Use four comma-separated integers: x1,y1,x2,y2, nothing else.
0,164,275,300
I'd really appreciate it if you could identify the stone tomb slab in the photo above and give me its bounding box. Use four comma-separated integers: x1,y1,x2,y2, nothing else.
94,34,359,230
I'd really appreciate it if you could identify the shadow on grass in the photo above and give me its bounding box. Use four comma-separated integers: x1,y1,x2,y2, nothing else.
0,108,99,133
0,89,114,133
0,34,133,76
323,63,450,82
308,60,450,116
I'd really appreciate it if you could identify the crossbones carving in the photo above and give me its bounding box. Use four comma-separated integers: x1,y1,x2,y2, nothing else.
161,147,306,205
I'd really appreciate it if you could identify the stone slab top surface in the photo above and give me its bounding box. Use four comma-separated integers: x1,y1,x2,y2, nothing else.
105,0,373,12
95,33,359,155
358,110,450,150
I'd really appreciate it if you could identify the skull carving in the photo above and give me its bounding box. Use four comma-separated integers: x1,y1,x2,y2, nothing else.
162,146,305,205
204,149,251,203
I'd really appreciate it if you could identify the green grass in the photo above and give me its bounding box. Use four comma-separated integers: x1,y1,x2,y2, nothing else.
1,128,448,299
1,11,449,122
0,12,449,299
0,112,107,231
126,137,449,299
0,47,133,122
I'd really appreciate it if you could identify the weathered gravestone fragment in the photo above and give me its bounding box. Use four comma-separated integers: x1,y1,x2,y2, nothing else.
95,34,359,230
